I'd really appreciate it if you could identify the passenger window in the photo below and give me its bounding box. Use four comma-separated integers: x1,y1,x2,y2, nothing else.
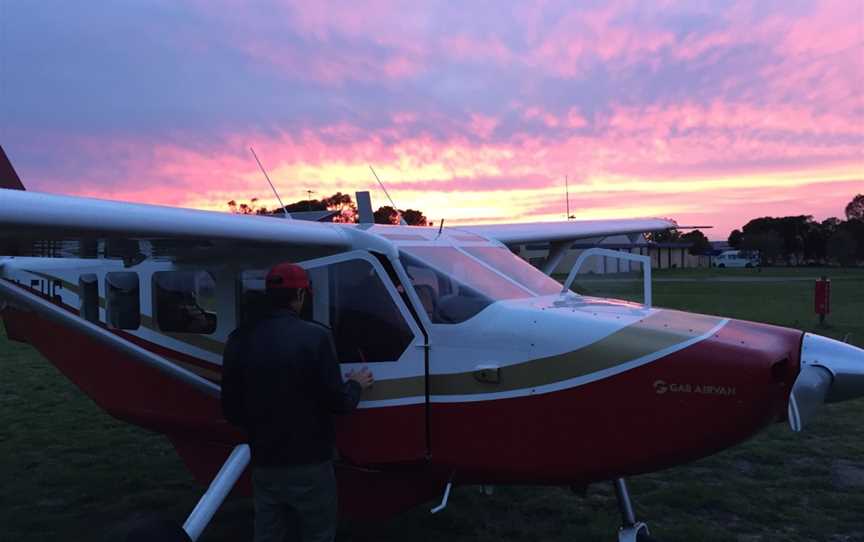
105,272,140,330
153,271,218,334
308,259,413,363
236,270,269,325
79,274,100,323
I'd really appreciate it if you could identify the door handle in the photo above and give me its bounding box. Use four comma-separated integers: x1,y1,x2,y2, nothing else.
474,364,500,384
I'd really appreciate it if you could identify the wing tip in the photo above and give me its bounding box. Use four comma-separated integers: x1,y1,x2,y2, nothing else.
0,145,26,191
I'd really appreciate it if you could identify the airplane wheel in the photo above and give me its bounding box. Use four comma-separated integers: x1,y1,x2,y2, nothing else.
125,519,191,542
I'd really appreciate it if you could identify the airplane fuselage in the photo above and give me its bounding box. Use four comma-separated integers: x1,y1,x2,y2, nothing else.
0,227,806,518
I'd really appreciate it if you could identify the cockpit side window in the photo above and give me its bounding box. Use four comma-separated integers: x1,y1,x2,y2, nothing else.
399,252,494,324
309,259,414,363
235,259,414,362
462,246,563,296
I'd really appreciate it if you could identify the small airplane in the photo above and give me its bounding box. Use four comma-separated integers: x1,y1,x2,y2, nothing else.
1,144,862,542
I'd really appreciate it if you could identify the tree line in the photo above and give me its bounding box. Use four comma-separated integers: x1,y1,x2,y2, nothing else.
227,193,431,226
726,194,864,266
641,195,864,266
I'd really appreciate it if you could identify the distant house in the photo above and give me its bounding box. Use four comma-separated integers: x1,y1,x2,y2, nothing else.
287,210,340,222
261,210,340,222
518,234,712,275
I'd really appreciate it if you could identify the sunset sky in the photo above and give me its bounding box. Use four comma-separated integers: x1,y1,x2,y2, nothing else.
1,1,861,239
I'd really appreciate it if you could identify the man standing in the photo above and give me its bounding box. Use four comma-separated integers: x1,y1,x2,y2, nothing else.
221,262,374,542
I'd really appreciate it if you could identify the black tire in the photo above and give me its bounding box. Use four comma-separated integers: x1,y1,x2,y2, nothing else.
718,263,726,268
125,519,192,542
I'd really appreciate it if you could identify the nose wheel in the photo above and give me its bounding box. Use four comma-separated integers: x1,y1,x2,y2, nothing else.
613,478,658,542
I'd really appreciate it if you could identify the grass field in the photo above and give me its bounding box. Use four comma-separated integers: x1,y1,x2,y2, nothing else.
1,267,863,541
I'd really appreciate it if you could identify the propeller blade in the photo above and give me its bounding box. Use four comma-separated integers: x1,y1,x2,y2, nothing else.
789,333,864,432
788,365,832,432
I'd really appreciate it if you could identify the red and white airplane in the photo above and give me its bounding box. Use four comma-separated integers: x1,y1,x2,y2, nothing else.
1,145,862,542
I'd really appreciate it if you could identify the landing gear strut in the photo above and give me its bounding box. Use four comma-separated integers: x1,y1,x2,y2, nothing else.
124,444,251,542
613,478,655,542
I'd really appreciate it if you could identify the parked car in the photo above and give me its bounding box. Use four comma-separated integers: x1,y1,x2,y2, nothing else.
713,250,760,268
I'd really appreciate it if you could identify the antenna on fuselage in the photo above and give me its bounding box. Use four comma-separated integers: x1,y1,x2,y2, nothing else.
564,175,573,220
368,165,407,225
250,147,291,220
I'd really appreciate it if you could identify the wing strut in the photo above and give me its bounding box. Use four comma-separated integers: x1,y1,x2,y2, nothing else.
182,444,251,540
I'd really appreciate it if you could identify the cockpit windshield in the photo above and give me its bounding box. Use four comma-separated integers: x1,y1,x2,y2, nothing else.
462,246,563,296
399,246,527,323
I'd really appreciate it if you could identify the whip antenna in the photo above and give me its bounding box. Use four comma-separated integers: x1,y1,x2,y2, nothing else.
565,175,573,220
369,165,407,225
250,147,291,219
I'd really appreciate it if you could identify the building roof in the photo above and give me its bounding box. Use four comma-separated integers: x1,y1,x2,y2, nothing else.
284,210,340,222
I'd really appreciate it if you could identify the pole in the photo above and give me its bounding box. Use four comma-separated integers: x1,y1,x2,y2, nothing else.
565,175,571,219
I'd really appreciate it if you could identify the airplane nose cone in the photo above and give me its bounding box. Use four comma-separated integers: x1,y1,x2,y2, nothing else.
788,333,864,432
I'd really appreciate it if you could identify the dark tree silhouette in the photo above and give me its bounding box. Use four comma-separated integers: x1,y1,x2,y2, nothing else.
227,198,265,215
728,229,743,249
681,230,711,255
740,215,817,264
374,206,400,224
372,206,431,225
845,194,864,221
741,231,783,265
401,209,430,226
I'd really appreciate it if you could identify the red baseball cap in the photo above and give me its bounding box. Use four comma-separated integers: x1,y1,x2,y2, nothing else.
266,262,310,290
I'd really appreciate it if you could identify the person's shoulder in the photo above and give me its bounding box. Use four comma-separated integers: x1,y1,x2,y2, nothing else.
299,319,333,335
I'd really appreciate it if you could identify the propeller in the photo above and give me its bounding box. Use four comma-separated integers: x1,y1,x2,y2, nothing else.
788,333,864,432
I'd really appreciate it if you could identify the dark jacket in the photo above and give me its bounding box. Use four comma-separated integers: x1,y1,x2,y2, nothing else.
221,309,362,466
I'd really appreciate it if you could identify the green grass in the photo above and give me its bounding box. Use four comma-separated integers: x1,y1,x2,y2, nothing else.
2,267,863,541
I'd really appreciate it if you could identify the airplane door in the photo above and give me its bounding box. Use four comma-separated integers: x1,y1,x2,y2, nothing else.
302,251,428,464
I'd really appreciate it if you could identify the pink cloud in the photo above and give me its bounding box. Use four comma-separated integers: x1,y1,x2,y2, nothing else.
239,39,425,85
521,2,676,77
468,114,499,139
386,175,555,193
522,107,560,128
566,109,588,129
442,35,514,64
14,1,863,243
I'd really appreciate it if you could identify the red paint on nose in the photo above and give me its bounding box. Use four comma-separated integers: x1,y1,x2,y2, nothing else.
427,318,805,485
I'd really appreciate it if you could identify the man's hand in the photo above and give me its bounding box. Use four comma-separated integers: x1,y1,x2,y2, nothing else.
346,366,374,390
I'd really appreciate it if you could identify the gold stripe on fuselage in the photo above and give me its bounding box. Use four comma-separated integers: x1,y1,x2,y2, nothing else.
360,310,723,402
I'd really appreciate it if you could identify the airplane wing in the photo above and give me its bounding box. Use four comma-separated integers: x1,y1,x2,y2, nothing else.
458,218,677,246
0,189,351,260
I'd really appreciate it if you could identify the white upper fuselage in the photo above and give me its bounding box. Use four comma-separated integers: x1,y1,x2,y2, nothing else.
0,223,725,412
